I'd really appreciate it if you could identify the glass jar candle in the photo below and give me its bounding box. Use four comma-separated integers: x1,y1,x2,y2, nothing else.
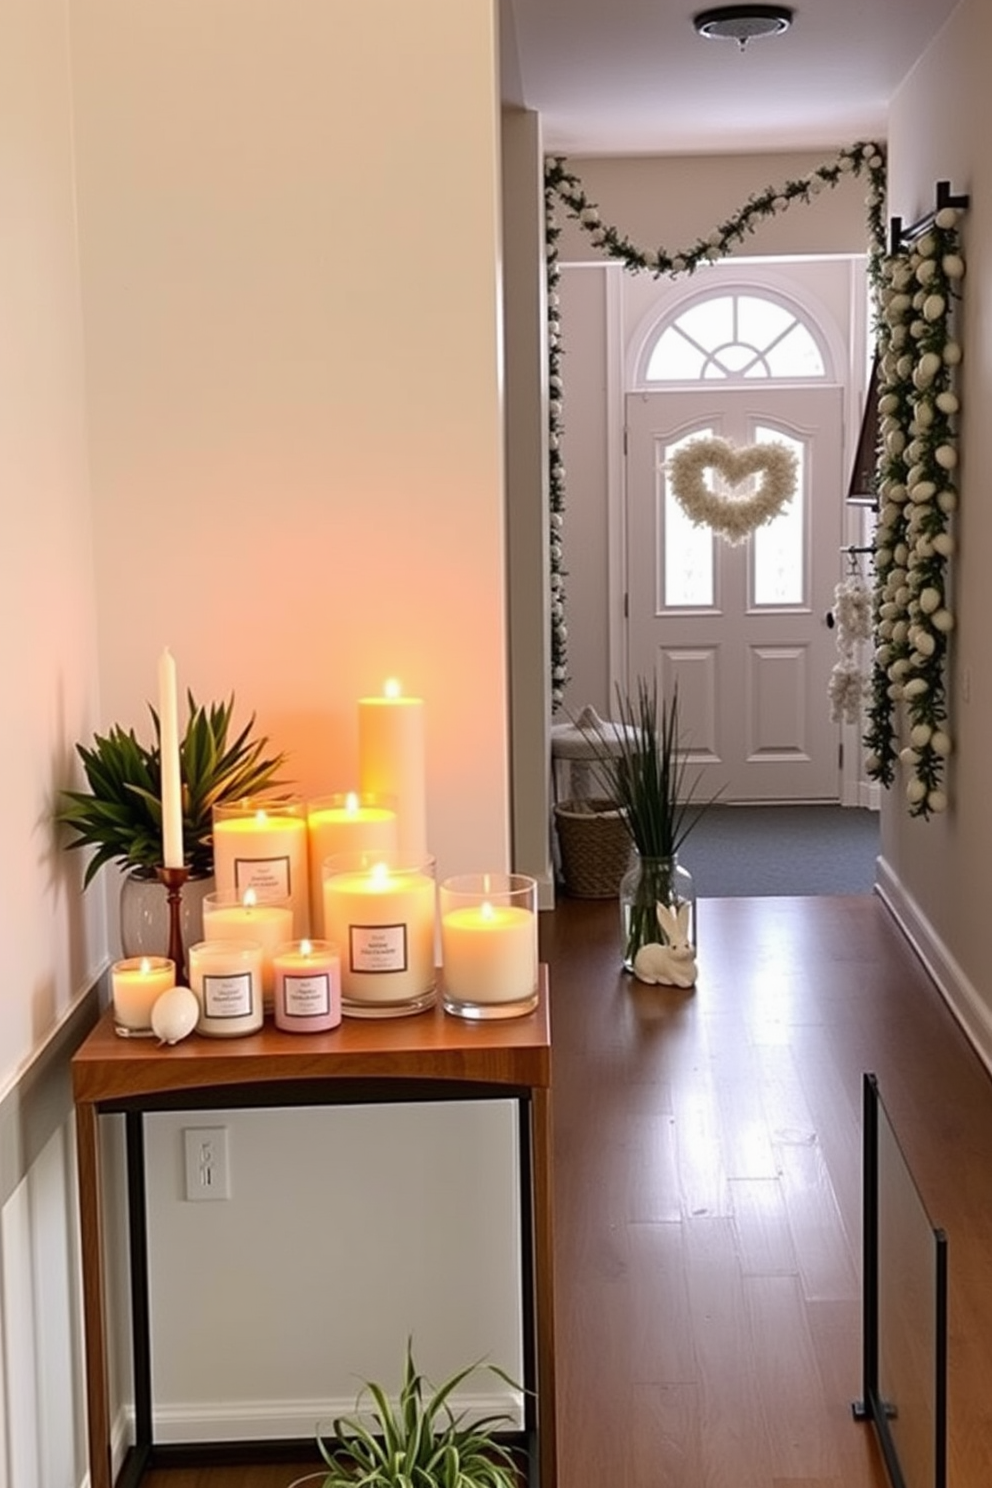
211,796,310,938
111,955,176,1037
272,939,342,1033
188,939,264,1037
322,851,436,1018
439,873,539,1020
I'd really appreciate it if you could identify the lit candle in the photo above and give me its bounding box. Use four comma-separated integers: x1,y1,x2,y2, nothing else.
188,939,264,1037
272,938,342,1033
158,649,184,869
358,681,427,861
111,955,177,1036
212,797,310,937
439,874,539,1019
322,853,436,1016
202,889,294,1002
306,792,398,935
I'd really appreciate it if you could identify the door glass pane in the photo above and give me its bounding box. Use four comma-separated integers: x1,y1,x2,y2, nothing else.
765,324,825,377
752,426,805,606
646,328,706,381
662,431,714,607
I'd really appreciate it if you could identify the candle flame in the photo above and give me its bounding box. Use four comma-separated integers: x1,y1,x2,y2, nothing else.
140,957,152,974
345,791,359,813
481,900,495,922
301,938,312,956
384,678,402,698
243,888,258,910
254,809,268,825
370,861,390,887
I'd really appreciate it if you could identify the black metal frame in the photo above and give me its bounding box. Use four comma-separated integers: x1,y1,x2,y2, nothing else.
854,1072,947,1488
100,1077,541,1488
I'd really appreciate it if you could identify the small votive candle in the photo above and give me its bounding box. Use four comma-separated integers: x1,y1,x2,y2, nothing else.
202,890,293,1006
272,938,342,1033
322,850,436,1018
440,873,539,1020
212,796,310,938
111,955,177,1037
306,792,398,935
188,939,264,1038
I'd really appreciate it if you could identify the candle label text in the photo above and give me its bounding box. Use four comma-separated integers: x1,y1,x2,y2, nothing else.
234,855,292,899
283,973,332,1018
203,971,254,1019
348,923,408,974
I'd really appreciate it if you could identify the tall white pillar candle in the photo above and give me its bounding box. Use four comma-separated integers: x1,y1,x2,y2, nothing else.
358,681,427,861
212,797,310,938
158,649,184,869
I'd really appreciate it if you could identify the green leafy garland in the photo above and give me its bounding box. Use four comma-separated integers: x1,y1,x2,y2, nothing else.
543,142,888,711
863,214,964,816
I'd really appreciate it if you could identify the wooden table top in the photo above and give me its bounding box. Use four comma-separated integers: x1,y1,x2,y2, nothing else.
72,966,551,1106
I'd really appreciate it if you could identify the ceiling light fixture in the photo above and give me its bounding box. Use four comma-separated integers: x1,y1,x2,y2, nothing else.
693,5,794,48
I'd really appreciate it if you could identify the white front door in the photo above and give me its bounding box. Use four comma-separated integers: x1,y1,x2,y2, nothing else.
625,387,844,802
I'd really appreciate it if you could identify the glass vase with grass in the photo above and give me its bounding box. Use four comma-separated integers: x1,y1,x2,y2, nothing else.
580,680,712,974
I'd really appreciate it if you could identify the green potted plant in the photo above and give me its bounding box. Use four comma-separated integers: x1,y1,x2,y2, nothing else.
289,1339,524,1488
58,695,288,954
580,679,712,977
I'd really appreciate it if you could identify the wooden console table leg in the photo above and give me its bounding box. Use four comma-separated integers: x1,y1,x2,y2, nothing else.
76,1101,113,1488
532,1086,558,1487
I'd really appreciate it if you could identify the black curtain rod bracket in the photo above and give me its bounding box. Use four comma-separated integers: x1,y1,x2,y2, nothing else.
889,180,970,255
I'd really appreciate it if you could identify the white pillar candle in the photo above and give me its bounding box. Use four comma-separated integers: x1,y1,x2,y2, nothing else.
358,681,427,861
188,939,264,1037
306,792,398,935
322,853,436,1016
272,938,342,1033
439,874,539,1020
157,649,184,869
111,955,177,1036
202,890,294,1001
212,798,310,938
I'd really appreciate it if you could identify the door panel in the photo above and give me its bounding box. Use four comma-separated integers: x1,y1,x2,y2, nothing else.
626,387,844,802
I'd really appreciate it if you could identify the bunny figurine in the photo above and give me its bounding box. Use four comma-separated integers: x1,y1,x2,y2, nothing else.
632,901,697,987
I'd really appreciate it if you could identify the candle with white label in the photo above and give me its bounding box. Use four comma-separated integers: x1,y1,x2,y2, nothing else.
306,792,398,935
272,938,342,1033
158,649,184,869
358,681,427,861
188,939,264,1037
202,889,293,1002
212,797,310,937
440,874,539,1020
322,851,436,1017
111,955,177,1036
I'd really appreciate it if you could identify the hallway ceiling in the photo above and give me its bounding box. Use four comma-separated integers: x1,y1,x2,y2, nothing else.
503,0,960,156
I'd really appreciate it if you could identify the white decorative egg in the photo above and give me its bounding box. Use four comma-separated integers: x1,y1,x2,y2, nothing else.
151,985,200,1045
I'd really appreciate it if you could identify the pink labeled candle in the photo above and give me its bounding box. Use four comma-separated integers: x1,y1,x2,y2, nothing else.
212,797,310,937
111,955,177,1036
358,681,427,861
307,792,398,935
272,938,341,1032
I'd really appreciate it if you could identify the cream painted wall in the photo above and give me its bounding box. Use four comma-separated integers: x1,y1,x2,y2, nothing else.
0,1,104,1484
70,0,510,887
879,0,992,1056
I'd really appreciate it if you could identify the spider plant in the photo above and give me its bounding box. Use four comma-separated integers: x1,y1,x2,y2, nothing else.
311,1339,523,1488
58,694,288,884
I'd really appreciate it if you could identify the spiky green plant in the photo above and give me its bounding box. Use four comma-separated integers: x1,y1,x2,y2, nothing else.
313,1339,523,1488
580,679,715,965
57,694,288,885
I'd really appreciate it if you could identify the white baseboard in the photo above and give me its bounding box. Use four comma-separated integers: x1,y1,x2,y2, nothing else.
112,1388,522,1446
876,855,992,1079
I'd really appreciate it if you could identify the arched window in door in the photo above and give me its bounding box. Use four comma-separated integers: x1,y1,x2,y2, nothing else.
642,289,831,384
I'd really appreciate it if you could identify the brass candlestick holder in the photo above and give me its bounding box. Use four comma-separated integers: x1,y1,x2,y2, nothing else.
157,865,190,985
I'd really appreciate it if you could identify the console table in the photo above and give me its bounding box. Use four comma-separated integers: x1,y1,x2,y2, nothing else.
72,970,555,1488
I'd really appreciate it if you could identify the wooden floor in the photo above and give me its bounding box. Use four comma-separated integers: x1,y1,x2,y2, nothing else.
140,893,992,1488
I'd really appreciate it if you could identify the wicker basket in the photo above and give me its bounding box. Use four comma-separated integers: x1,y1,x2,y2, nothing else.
554,798,633,899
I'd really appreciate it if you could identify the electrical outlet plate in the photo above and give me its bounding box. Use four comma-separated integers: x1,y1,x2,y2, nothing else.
183,1126,231,1201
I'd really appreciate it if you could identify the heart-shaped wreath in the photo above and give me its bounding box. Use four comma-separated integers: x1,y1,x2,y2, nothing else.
667,436,798,545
